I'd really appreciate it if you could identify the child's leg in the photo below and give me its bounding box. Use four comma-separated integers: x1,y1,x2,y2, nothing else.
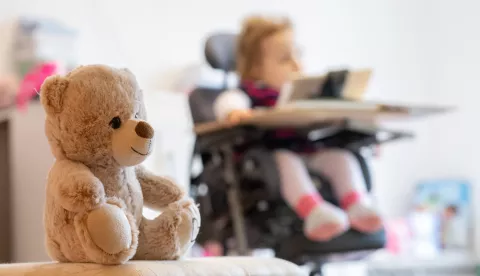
274,150,348,241
306,149,382,233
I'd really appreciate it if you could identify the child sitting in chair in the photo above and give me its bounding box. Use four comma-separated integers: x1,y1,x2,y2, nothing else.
213,15,382,241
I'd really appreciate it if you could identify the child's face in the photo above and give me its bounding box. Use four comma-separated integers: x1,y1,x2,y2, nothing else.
256,29,302,90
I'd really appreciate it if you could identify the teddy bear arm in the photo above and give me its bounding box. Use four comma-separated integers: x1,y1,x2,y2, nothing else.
51,160,106,212
135,165,184,211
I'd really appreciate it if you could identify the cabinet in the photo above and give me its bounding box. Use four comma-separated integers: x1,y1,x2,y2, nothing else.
0,111,11,262
9,103,53,262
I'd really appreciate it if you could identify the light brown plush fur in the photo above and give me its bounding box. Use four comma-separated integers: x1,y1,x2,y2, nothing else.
40,64,200,265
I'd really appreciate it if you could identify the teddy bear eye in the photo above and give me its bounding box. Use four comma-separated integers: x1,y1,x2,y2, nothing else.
109,117,122,129
134,112,139,119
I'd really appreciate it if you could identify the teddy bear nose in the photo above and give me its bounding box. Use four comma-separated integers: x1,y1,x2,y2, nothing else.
135,121,154,139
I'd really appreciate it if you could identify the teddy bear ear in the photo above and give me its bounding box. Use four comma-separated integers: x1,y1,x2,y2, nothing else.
120,68,137,80
40,75,69,115
121,68,133,74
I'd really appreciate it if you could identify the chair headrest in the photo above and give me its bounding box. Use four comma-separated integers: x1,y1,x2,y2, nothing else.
204,33,237,72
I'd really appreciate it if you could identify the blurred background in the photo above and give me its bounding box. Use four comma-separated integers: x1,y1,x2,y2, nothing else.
0,0,478,275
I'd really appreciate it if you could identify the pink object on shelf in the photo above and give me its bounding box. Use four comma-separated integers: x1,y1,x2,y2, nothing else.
16,62,61,111
384,218,411,254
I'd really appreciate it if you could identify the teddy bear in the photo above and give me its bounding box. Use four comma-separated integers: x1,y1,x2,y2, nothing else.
40,64,200,265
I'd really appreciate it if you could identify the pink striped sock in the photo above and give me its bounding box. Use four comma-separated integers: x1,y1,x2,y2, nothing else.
295,193,323,219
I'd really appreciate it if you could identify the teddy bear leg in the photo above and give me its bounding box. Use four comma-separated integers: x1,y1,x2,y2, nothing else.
74,198,139,264
133,198,200,260
45,236,69,262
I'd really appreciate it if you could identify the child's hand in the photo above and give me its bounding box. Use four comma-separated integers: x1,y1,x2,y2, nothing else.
226,109,253,125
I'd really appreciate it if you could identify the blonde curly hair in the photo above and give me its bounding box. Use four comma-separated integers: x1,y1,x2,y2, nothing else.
236,15,293,81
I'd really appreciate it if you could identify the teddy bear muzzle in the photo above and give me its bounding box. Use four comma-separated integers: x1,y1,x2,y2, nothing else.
111,119,155,167
135,121,154,139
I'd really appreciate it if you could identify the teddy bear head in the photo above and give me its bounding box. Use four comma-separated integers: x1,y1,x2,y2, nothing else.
40,64,155,168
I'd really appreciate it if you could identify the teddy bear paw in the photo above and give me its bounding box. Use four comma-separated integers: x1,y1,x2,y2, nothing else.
167,197,194,212
86,204,133,254
169,198,201,255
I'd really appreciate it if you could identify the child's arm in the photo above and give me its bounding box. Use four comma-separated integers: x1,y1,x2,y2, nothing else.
213,89,252,123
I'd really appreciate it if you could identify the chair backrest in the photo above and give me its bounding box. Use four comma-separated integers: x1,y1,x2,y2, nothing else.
204,33,237,72
189,33,238,124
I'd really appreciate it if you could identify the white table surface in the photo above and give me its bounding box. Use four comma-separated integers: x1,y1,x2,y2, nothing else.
322,250,477,276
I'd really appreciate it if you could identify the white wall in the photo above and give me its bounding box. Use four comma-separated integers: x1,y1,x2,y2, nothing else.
2,0,479,261
369,0,480,214
371,0,480,256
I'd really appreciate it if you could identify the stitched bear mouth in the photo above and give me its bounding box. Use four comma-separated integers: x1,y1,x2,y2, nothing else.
131,147,149,156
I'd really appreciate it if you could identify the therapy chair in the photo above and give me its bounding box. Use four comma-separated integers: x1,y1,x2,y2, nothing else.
188,33,403,275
